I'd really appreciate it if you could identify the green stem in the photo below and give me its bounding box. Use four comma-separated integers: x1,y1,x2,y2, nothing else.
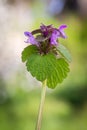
35,79,47,130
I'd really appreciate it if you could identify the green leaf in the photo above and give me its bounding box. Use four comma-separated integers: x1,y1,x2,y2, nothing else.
57,43,72,63
26,53,70,89
21,45,38,62
26,53,55,81
47,58,70,88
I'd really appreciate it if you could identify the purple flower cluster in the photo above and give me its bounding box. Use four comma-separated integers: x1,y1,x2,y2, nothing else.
24,24,67,54
24,24,67,46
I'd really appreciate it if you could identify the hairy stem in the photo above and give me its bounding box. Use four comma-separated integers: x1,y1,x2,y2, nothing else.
35,79,47,130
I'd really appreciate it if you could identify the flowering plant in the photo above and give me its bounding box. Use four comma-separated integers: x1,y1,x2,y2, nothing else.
21,24,71,130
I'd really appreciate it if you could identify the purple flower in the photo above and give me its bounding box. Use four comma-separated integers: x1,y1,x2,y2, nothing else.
40,24,53,37
50,29,60,45
50,25,67,45
24,24,67,54
58,25,67,38
24,31,38,45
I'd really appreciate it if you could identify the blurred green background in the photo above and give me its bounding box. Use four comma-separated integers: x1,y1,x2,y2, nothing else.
0,0,87,130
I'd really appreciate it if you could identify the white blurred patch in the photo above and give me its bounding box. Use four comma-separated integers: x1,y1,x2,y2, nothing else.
0,0,33,81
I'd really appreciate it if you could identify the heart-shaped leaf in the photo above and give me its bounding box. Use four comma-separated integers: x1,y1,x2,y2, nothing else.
26,53,70,89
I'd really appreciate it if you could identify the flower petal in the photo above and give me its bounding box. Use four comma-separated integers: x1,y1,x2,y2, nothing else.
50,30,59,45
59,25,67,30
24,31,31,37
40,24,47,31
59,25,67,38
40,24,48,36
40,24,53,37
24,31,38,45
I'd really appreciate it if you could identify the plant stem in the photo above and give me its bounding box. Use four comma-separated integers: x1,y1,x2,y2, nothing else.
35,79,47,130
